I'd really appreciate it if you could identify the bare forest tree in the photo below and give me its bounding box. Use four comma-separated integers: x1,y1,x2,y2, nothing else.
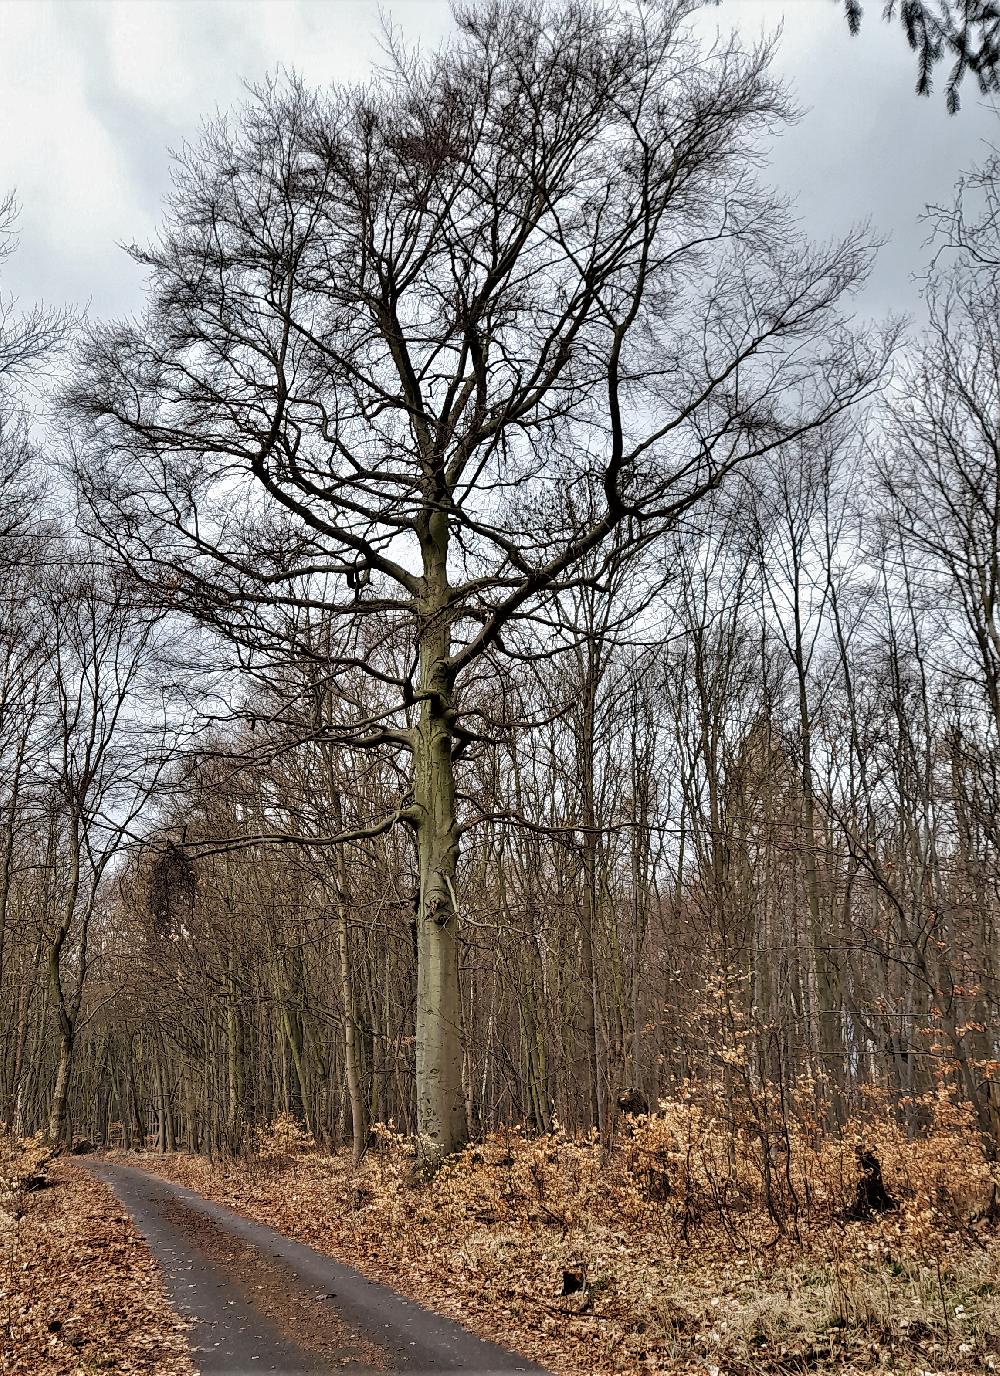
41,564,175,1144
5,3,1000,1209
67,0,888,1161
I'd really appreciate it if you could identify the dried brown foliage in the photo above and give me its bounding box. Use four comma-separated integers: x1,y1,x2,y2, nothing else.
121,1104,1000,1375
0,1135,192,1376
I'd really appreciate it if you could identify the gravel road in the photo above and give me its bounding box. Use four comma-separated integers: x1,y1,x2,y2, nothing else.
83,1161,548,1376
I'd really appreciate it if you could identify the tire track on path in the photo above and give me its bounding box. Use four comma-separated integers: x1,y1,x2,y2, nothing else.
82,1161,547,1376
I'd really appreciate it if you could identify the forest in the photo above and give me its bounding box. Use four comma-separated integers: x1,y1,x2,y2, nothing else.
3,2,1000,1373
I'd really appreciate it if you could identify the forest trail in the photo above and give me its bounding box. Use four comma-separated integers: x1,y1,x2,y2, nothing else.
81,1161,547,1376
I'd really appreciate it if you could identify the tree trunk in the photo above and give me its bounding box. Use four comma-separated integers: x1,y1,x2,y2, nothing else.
577,652,603,1134
281,1002,313,1135
226,953,243,1153
413,547,467,1165
48,1030,73,1146
794,605,845,1121
320,781,368,1165
338,898,368,1165
46,907,78,1147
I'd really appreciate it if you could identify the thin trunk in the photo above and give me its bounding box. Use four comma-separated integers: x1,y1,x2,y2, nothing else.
338,898,366,1165
48,1031,73,1147
226,951,242,1152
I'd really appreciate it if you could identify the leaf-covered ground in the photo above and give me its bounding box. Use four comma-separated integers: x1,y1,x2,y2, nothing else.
0,1136,193,1376
118,1107,1000,1375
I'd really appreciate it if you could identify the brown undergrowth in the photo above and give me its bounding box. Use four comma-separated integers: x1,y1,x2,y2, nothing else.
116,1094,1000,1376
0,1135,192,1376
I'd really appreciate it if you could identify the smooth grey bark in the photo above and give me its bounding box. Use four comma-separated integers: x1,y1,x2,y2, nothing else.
46,813,81,1146
413,528,466,1161
47,1029,74,1146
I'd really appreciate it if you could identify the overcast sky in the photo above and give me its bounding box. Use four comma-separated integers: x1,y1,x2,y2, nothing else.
0,0,995,330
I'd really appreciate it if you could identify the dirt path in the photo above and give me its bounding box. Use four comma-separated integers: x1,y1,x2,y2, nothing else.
82,1161,547,1376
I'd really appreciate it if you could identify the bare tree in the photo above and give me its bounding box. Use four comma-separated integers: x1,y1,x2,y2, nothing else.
884,280,1000,743
68,0,889,1161
42,560,172,1144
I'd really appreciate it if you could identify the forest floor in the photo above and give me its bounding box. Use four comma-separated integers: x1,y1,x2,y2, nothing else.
110,1109,1000,1376
0,1136,192,1376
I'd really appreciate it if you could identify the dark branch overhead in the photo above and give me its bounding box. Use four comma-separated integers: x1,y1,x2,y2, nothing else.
845,0,1000,110
712,0,1000,111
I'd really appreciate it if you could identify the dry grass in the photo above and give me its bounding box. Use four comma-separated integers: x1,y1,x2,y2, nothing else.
0,1136,193,1376
119,1099,1000,1375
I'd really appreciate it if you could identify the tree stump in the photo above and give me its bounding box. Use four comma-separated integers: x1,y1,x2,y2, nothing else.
617,1088,649,1117
844,1147,896,1221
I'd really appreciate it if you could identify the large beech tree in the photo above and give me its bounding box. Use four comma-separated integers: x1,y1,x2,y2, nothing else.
68,0,889,1161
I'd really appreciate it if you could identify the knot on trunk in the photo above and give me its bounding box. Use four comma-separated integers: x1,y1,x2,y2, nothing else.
426,892,451,927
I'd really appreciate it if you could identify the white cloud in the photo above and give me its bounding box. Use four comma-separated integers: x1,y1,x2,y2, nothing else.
0,1,145,312
0,0,994,326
